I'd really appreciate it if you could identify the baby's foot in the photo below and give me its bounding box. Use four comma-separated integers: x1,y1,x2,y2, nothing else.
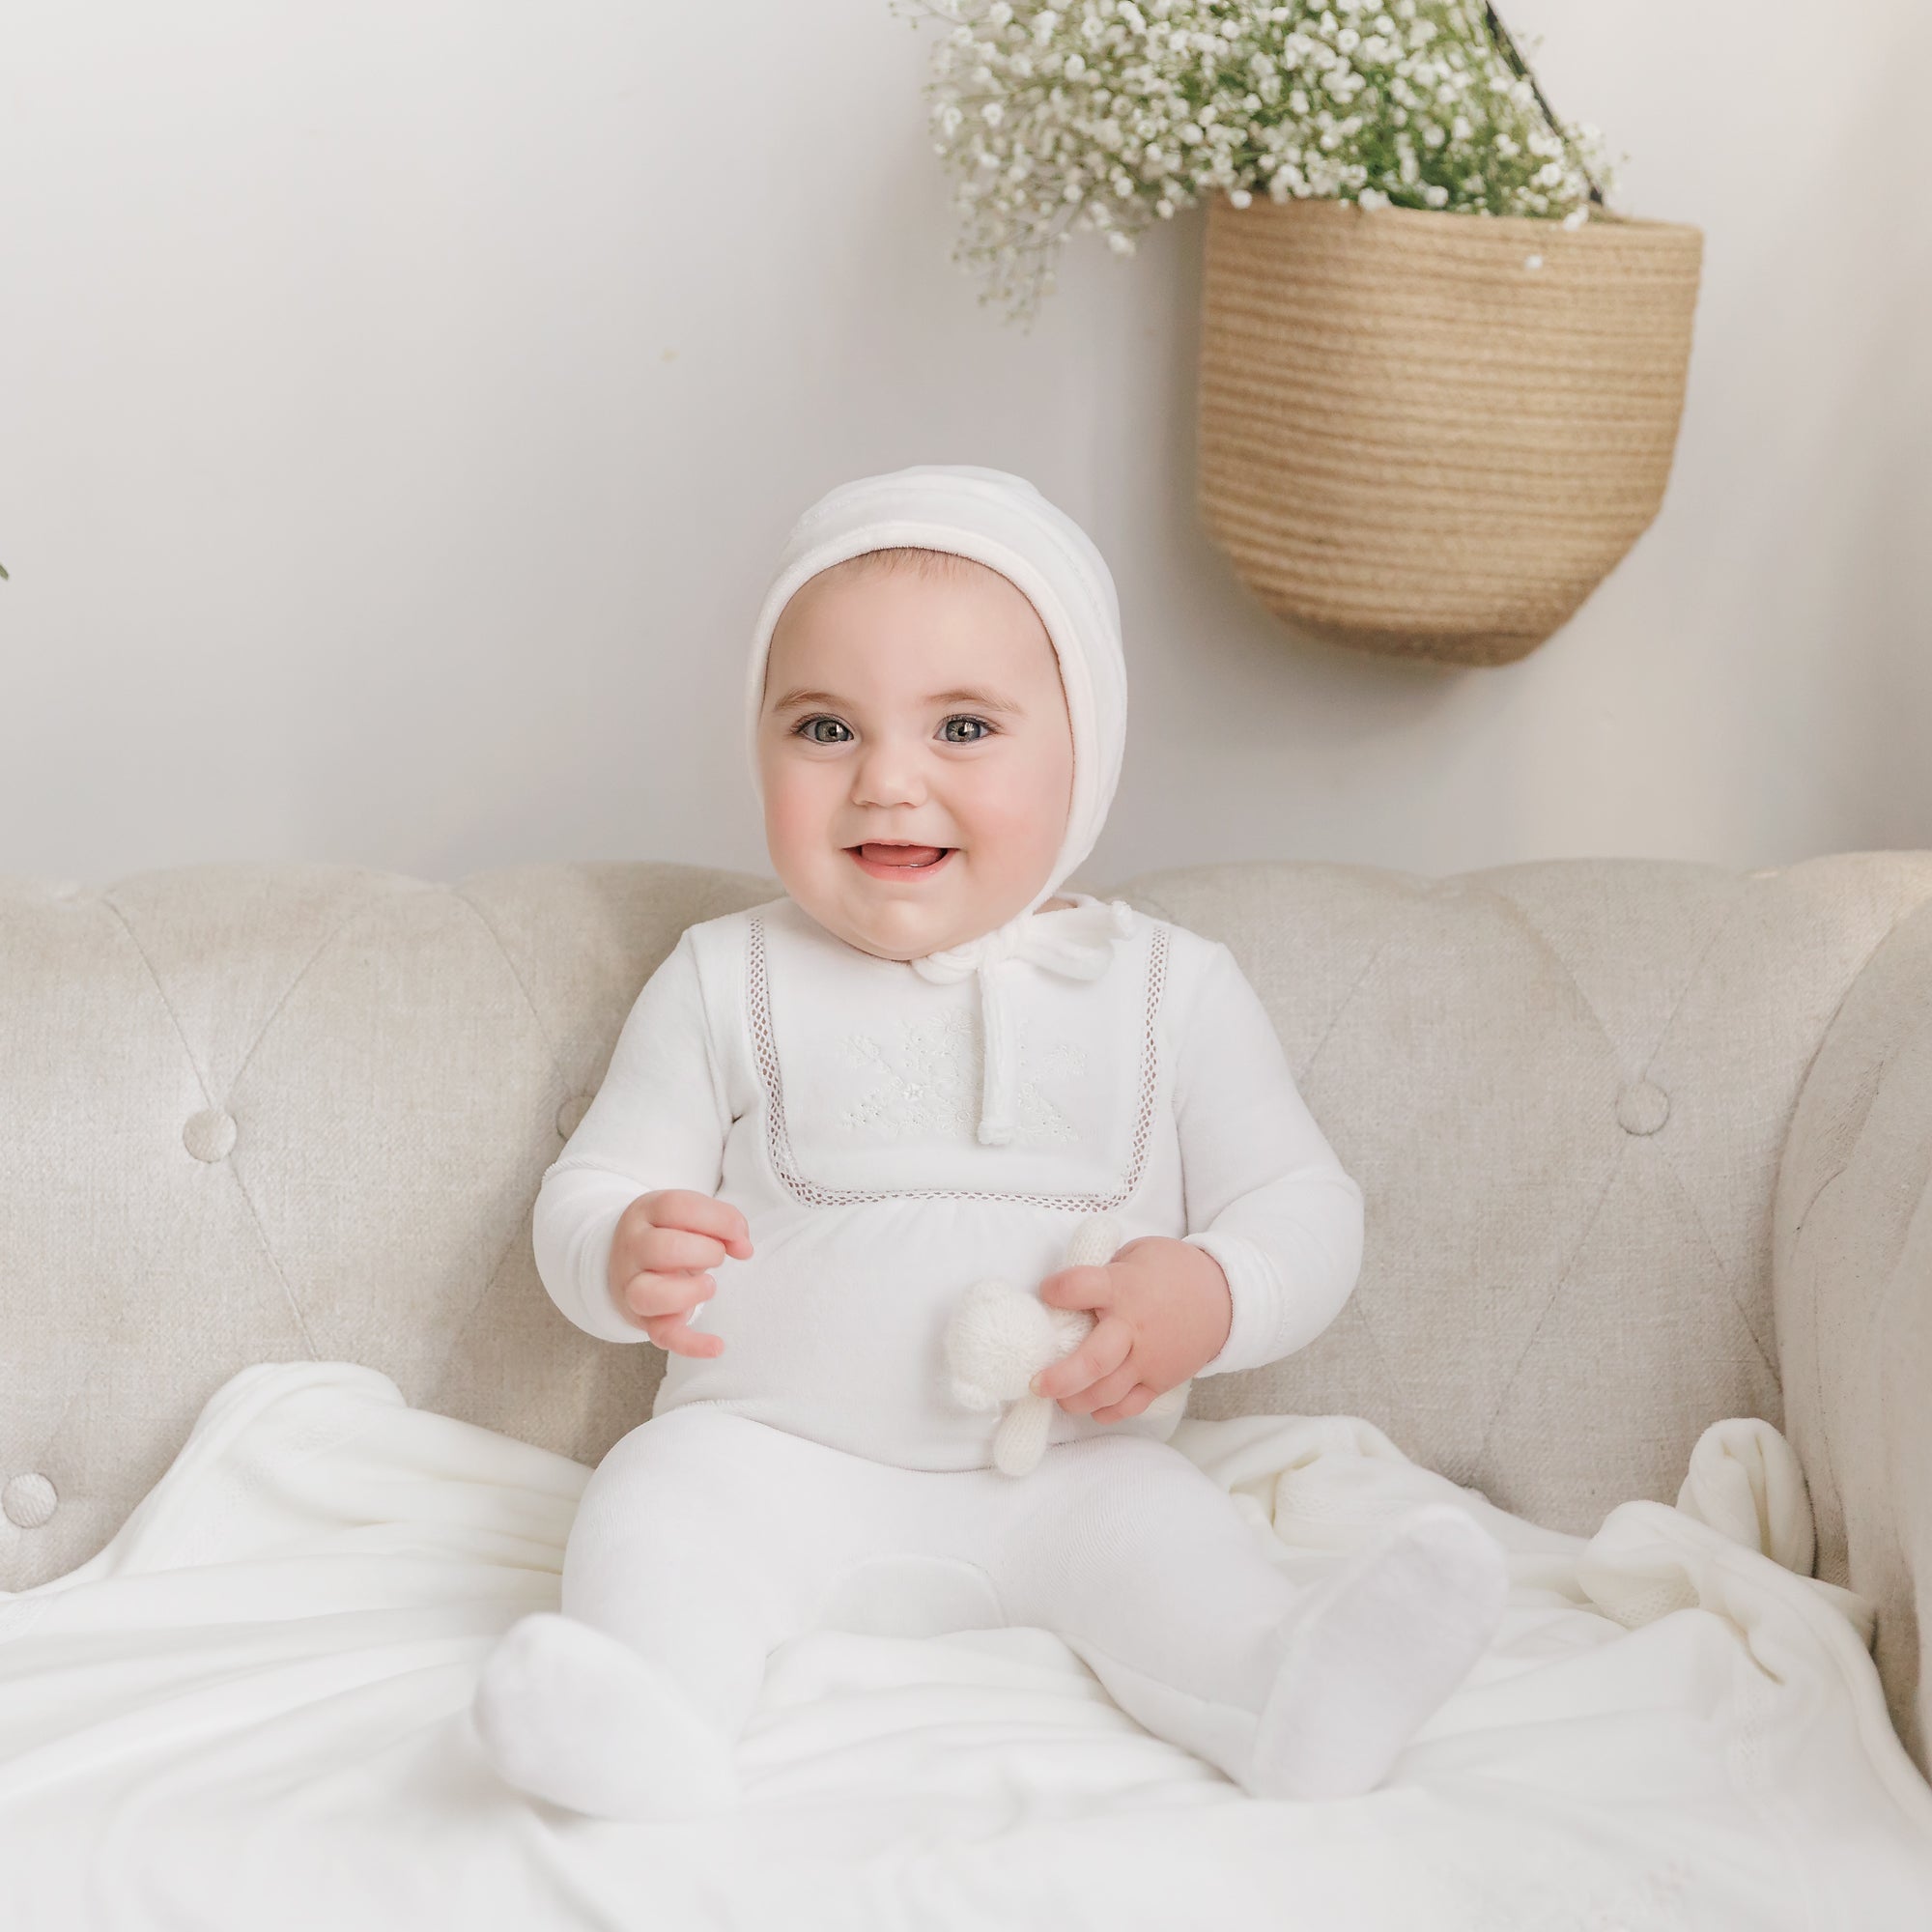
1248,1503,1507,1802
471,1610,739,1820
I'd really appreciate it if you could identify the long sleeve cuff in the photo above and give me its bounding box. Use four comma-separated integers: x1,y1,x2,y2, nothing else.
533,1165,657,1347
574,1198,650,1346
1183,1228,1292,1378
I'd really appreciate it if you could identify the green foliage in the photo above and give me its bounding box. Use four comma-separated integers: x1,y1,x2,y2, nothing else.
896,0,1615,320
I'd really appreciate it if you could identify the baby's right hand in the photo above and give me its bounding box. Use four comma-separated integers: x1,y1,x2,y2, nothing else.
607,1189,753,1356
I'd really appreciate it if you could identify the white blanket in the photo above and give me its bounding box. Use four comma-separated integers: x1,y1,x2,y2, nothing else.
3,1361,1930,1930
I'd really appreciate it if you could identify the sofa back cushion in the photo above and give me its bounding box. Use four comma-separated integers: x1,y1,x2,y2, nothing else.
1147,855,1932,1532
4,853,1930,1590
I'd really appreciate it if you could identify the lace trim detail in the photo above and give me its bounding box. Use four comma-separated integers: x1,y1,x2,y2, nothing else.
748,912,1171,1209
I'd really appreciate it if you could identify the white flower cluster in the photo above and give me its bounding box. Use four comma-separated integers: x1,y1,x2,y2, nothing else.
892,0,1617,320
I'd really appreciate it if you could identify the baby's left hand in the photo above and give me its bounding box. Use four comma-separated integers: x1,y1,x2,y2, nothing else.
1031,1237,1234,1422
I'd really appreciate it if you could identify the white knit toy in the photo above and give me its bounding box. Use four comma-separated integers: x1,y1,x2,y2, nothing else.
943,1211,1192,1476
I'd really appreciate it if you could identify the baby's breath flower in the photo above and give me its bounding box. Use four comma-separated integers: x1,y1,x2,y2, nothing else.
894,0,1617,321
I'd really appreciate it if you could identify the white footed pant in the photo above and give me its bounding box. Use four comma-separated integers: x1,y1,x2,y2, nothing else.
471,1406,1508,1820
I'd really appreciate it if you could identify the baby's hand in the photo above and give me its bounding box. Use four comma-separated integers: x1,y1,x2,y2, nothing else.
1031,1237,1234,1421
607,1189,753,1356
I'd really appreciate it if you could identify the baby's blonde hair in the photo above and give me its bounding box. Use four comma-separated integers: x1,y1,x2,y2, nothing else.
819,545,1002,585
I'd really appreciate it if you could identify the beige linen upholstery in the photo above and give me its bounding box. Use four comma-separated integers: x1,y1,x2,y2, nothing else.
3,854,1929,1776
1775,894,1932,1772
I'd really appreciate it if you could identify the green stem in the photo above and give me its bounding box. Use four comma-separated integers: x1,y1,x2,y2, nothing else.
1482,2,1605,204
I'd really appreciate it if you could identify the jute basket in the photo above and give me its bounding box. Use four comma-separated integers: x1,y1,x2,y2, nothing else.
1197,196,1703,667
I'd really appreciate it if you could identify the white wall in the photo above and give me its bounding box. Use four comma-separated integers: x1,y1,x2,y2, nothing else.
2,0,1927,892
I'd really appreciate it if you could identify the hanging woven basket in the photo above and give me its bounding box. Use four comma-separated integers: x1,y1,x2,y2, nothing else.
1196,196,1703,667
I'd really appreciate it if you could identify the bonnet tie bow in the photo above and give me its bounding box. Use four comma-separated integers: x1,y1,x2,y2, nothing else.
910,895,1136,1148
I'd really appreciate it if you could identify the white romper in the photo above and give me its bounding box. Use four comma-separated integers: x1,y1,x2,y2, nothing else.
477,890,1406,1810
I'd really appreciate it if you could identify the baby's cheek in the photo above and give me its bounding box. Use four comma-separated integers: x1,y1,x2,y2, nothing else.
959,764,1063,866
763,775,849,881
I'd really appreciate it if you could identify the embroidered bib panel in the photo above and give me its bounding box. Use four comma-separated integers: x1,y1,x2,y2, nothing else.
748,901,1171,1207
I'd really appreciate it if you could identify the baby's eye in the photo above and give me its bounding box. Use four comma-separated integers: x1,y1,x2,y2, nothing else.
793,716,852,745
941,715,995,744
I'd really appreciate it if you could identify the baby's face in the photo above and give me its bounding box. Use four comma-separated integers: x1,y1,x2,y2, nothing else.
755,554,1075,962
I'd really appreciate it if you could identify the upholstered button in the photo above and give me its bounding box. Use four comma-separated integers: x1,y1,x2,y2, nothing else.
183,1106,238,1162
555,1093,593,1139
3,1472,58,1528
1617,1080,1670,1135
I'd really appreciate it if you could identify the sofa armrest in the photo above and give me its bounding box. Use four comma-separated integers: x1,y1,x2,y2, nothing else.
1774,897,1932,1778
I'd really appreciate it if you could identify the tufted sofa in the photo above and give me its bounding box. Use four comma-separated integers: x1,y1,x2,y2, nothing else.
3,853,1930,1786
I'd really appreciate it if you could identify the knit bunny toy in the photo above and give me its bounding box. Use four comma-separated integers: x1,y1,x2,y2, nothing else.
943,1211,1193,1476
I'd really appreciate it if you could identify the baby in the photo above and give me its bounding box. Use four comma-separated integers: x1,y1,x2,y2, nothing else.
470,465,1507,1820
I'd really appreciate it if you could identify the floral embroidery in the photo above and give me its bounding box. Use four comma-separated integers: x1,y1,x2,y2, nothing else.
747,910,1171,1209
838,1009,1087,1147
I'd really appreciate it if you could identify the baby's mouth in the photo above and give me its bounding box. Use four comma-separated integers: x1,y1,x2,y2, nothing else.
849,841,952,871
